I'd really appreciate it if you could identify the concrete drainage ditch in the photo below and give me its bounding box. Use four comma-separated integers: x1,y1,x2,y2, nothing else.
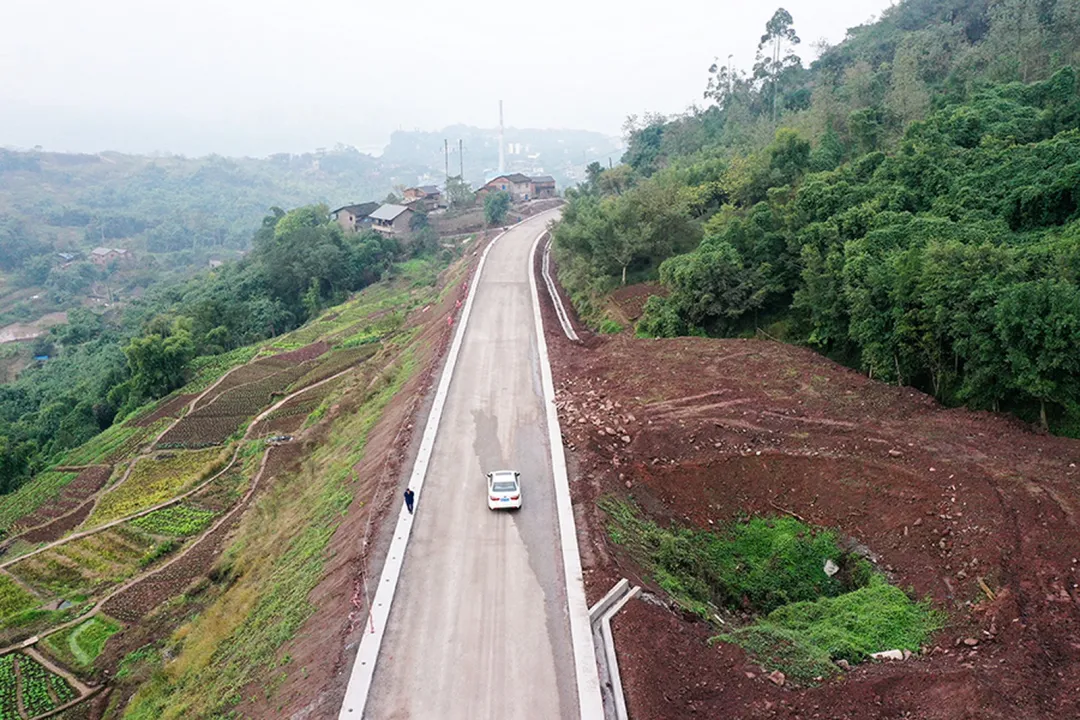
589,578,640,720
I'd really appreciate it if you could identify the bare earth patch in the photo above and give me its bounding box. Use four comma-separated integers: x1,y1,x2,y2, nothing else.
537,263,1080,718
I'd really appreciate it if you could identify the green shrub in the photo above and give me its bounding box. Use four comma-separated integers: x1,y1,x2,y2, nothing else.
601,498,871,616
718,576,944,683
598,318,624,334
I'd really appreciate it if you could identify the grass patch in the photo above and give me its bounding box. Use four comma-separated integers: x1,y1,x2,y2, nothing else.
598,318,624,334
42,615,121,669
602,498,943,685
716,576,945,683
602,499,871,617
0,471,78,535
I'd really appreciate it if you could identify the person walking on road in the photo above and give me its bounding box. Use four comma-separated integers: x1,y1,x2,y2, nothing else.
404,487,415,514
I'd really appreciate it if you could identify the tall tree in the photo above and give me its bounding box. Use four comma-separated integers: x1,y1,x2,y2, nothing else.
755,8,801,122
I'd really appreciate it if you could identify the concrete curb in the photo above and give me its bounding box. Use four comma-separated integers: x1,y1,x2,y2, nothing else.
529,228,606,719
588,578,630,621
336,211,553,718
590,579,640,720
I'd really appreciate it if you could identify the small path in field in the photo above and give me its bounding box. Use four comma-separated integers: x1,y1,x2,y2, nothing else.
0,352,372,656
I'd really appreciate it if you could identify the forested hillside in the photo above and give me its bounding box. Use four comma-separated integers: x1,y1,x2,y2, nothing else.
553,0,1080,433
0,205,402,500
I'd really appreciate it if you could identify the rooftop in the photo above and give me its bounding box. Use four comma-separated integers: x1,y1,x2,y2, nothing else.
369,204,412,221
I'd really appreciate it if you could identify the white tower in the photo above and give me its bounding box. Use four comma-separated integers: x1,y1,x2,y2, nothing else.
498,100,505,174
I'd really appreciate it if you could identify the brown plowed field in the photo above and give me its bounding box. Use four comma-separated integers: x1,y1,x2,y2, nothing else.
536,258,1080,717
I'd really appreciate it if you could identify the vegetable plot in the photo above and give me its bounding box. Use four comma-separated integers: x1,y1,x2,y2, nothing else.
17,653,76,716
0,655,17,720
130,504,216,536
11,525,159,598
0,574,37,624
86,448,224,526
158,363,314,448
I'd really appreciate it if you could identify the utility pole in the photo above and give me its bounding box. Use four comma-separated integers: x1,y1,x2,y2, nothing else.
728,54,734,97
459,139,464,179
498,100,505,174
608,157,612,169
444,139,449,182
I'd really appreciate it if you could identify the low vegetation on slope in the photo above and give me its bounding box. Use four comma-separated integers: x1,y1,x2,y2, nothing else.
603,499,942,684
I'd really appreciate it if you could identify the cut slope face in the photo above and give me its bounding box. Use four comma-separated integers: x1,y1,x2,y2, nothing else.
542,324,1080,718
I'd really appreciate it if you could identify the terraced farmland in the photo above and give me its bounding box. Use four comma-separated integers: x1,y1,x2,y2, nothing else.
7,466,113,534
187,464,249,513
0,472,78,536
85,448,225,527
10,525,159,598
287,346,377,391
158,361,317,448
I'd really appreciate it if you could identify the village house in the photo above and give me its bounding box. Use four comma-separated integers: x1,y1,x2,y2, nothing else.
331,202,380,233
475,174,557,202
402,185,444,211
530,175,557,198
369,204,416,237
89,247,132,266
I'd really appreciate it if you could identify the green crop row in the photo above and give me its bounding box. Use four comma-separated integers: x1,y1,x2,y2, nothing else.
0,654,17,720
18,653,76,716
130,504,217,537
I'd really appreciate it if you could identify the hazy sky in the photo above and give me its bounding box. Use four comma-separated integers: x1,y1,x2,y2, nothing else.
1,0,894,157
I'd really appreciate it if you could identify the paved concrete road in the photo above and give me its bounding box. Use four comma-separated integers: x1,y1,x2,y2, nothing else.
364,211,578,720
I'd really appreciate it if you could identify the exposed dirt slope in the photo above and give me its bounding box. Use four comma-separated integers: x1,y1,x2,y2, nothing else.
539,288,1080,718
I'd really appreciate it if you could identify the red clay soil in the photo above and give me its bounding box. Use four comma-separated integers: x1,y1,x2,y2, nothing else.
236,245,480,719
535,266,1080,717
18,498,95,545
608,282,666,322
130,393,197,427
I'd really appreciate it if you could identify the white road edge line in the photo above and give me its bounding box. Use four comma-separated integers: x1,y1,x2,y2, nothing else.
529,228,606,719
336,212,557,719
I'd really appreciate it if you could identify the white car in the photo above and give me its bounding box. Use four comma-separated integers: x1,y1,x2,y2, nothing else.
487,470,522,510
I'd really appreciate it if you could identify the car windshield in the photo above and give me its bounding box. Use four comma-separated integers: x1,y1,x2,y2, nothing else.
492,480,517,492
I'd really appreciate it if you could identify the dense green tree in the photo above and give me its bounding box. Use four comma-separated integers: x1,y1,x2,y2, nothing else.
995,279,1080,428
484,191,512,226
